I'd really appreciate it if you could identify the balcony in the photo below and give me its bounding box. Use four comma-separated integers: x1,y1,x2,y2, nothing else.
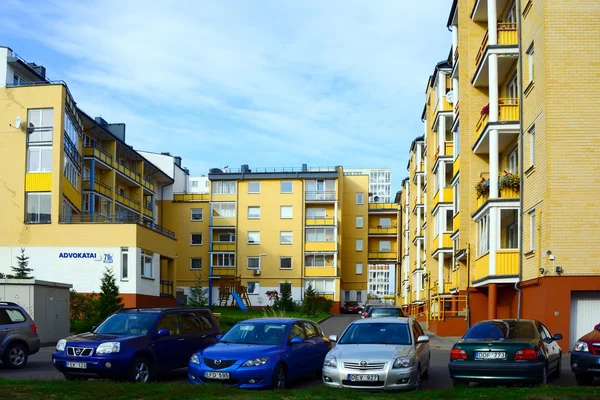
58,214,176,239
305,191,336,202
473,23,518,87
369,203,398,213
472,250,519,284
83,145,113,167
453,213,460,232
84,179,112,198
173,193,210,202
115,190,141,212
142,177,155,192
160,280,174,298
433,187,453,205
304,267,337,277
116,161,142,185
471,0,515,22
445,142,454,157
368,252,397,260
453,155,460,177
433,233,453,255
211,242,236,252
305,217,336,226
305,242,337,252
476,185,521,210
443,282,452,293
473,99,520,154
211,267,236,277
143,202,153,218
369,227,398,236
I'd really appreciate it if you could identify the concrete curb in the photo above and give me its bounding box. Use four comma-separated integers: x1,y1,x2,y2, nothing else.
318,314,335,324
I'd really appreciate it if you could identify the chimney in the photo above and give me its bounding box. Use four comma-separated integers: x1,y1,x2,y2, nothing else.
302,163,308,172
27,63,46,79
174,156,182,167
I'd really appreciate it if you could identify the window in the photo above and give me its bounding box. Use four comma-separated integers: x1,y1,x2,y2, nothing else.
356,239,363,251
4,309,26,324
280,181,293,193
357,291,362,302
434,211,439,237
356,262,363,275
305,227,335,242
501,209,519,250
63,155,80,188
248,232,260,244
454,127,460,158
248,181,260,193
529,126,535,167
379,241,391,252
64,111,81,147
306,208,326,219
445,162,453,187
83,167,90,181
344,291,350,301
280,282,292,294
446,209,453,232
141,250,154,278
190,233,203,245
280,206,293,219
121,247,128,280
247,257,260,270
248,206,260,219
212,202,236,218
247,282,259,295
25,193,51,223
156,313,179,335
179,312,204,334
289,323,306,341
280,231,292,245
27,146,53,172
190,258,202,270
27,108,54,143
218,232,235,242
477,214,490,256
379,218,391,228
356,216,363,228
62,196,77,220
303,321,317,338
280,257,292,270
191,209,203,221
454,179,460,216
304,279,333,293
212,253,235,267
529,210,536,251
212,181,236,194
507,73,518,101
356,192,364,205
527,42,534,83
191,180,198,188
508,147,519,174
305,255,326,267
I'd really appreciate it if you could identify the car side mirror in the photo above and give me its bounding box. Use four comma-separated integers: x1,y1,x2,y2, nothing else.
91,326,97,333
328,335,338,343
417,335,430,344
290,337,303,344
553,333,563,341
156,328,170,338
216,334,223,340
595,323,600,331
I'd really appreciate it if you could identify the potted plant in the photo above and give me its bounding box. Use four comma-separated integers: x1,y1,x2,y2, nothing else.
475,177,490,198
480,104,490,116
499,172,520,193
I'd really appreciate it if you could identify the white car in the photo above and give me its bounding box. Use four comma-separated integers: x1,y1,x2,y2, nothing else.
322,317,430,390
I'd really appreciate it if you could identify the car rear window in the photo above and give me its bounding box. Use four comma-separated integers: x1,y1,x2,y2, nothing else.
6,309,26,323
464,321,537,340
371,308,404,318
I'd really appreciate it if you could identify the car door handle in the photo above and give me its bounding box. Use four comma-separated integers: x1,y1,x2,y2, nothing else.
178,338,185,341
201,335,207,338
2,329,9,332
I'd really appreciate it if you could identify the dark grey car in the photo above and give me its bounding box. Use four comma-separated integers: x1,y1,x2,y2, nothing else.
0,301,41,368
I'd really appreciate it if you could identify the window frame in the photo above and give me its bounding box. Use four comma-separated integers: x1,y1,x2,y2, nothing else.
25,192,51,224
379,240,391,252
355,239,363,251
247,206,261,219
280,181,293,193
247,231,260,244
280,231,292,245
526,42,535,84
356,262,363,275
190,208,203,221
121,247,129,281
529,210,536,252
141,250,154,279
247,256,260,270
356,192,364,205
190,233,203,246
190,258,203,270
356,216,363,228
248,181,261,194
528,125,535,167
280,206,293,219
280,257,292,270
27,146,53,173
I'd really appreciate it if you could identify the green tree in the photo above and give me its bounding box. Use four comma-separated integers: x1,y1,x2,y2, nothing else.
276,282,295,312
187,273,209,307
10,248,33,279
97,267,124,322
300,283,318,316
70,289,99,333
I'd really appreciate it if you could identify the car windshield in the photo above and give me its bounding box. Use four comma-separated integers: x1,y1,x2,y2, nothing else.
220,322,287,345
339,322,411,345
463,321,536,341
370,308,404,318
94,313,157,336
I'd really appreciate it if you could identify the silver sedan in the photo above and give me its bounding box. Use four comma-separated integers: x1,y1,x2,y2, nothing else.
322,317,430,390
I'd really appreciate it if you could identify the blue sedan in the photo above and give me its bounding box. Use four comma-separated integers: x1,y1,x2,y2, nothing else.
188,318,331,389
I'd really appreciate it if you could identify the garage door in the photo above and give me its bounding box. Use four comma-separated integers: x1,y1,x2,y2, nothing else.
570,291,600,349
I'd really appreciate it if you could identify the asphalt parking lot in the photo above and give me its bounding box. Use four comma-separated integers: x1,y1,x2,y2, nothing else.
0,314,582,389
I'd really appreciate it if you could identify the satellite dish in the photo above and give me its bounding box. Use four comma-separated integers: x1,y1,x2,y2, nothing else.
15,116,21,129
445,90,455,104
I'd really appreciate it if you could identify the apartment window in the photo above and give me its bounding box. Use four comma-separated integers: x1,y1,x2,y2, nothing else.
433,170,440,193
356,239,363,251
356,192,364,205
25,193,51,223
434,212,439,237
280,206,293,219
356,262,363,275
141,250,154,278
446,209,453,232
527,42,535,83
248,181,261,194
280,231,292,245
63,155,80,188
529,126,535,167
121,247,129,280
64,111,81,146
454,180,460,217
445,162,453,187
191,208,203,221
379,218,391,228
529,210,536,251
62,196,77,220
280,181,293,193
191,180,198,188
344,291,350,301
27,147,53,172
212,253,235,267
247,257,260,270
218,232,235,242
27,108,54,143
212,202,236,218
83,193,90,213
83,167,90,181
212,181,236,194
190,233,203,245
356,216,363,228
306,208,326,219
357,291,362,301
248,231,260,244
477,214,490,256
280,257,292,270
305,255,326,267
305,227,335,242
454,128,460,158
501,209,519,250
248,206,260,219
305,279,333,294
247,282,259,295
190,258,202,270
508,147,519,174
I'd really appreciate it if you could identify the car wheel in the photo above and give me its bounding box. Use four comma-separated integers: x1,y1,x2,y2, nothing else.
128,357,153,383
3,343,28,369
453,379,469,388
539,364,548,385
575,373,594,386
64,373,88,381
422,356,430,379
272,363,287,389
413,363,422,390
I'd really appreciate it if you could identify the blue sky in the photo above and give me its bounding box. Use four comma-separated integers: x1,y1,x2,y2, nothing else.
1,0,451,191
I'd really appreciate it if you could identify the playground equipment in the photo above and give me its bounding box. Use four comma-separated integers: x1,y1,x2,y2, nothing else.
218,275,251,311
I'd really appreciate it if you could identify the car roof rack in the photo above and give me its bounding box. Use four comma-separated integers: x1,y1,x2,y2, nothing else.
0,301,19,306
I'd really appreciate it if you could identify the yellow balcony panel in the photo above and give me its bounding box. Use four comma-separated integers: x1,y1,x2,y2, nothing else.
305,242,337,252
453,156,460,177
444,187,453,203
143,207,153,218
116,162,142,185
452,268,460,289
115,191,141,211
211,193,237,202
444,142,454,157
473,22,519,88
212,267,236,277
25,173,52,192
453,213,460,232
173,193,210,202
476,191,489,209
84,146,113,166
443,233,452,248
473,253,490,281
473,250,519,283
474,99,520,154
212,243,236,252
62,176,82,211
369,203,398,213
211,217,236,227
305,217,336,226
142,178,155,192
500,187,520,199
305,267,336,277
84,179,112,197
368,227,398,235
443,282,452,293
433,191,440,205
316,293,334,301
368,252,397,260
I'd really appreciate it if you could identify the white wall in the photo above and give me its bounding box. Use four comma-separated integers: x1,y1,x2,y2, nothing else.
138,152,174,179
0,47,10,87
134,248,160,297
189,176,209,193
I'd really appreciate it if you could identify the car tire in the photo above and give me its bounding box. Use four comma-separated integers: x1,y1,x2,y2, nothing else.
413,364,422,390
64,373,88,381
3,342,28,369
453,379,469,388
128,357,153,383
422,356,430,379
272,363,287,389
575,373,594,386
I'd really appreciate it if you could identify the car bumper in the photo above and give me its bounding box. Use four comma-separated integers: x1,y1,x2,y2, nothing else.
28,338,41,355
322,365,419,390
188,362,274,389
571,351,600,376
448,361,546,382
52,352,131,378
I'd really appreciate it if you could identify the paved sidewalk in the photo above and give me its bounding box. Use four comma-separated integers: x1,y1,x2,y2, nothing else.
423,331,460,350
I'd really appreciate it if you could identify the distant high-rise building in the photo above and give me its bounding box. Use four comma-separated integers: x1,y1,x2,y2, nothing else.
344,168,392,203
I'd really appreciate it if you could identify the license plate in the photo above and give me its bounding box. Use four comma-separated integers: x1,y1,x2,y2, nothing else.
596,358,600,365
66,361,87,369
205,371,230,380
475,351,506,360
348,374,378,382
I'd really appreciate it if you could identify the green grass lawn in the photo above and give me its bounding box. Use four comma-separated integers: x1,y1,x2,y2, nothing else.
0,380,598,400
212,307,331,331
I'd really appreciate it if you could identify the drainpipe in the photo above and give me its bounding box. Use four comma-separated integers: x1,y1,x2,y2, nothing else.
466,243,471,328
515,0,524,320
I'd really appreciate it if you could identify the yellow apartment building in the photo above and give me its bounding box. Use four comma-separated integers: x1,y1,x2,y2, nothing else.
399,0,600,347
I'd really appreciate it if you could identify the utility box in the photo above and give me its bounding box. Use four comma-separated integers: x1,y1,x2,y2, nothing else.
0,279,72,345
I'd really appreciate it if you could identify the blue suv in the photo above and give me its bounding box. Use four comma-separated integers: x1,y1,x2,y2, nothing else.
52,307,221,382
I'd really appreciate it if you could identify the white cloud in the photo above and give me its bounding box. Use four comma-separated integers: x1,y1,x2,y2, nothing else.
1,0,452,188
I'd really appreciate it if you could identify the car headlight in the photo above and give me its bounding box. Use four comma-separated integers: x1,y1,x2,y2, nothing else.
190,354,200,364
56,339,67,352
324,355,337,367
393,357,413,369
96,342,121,354
574,341,589,352
241,357,268,367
